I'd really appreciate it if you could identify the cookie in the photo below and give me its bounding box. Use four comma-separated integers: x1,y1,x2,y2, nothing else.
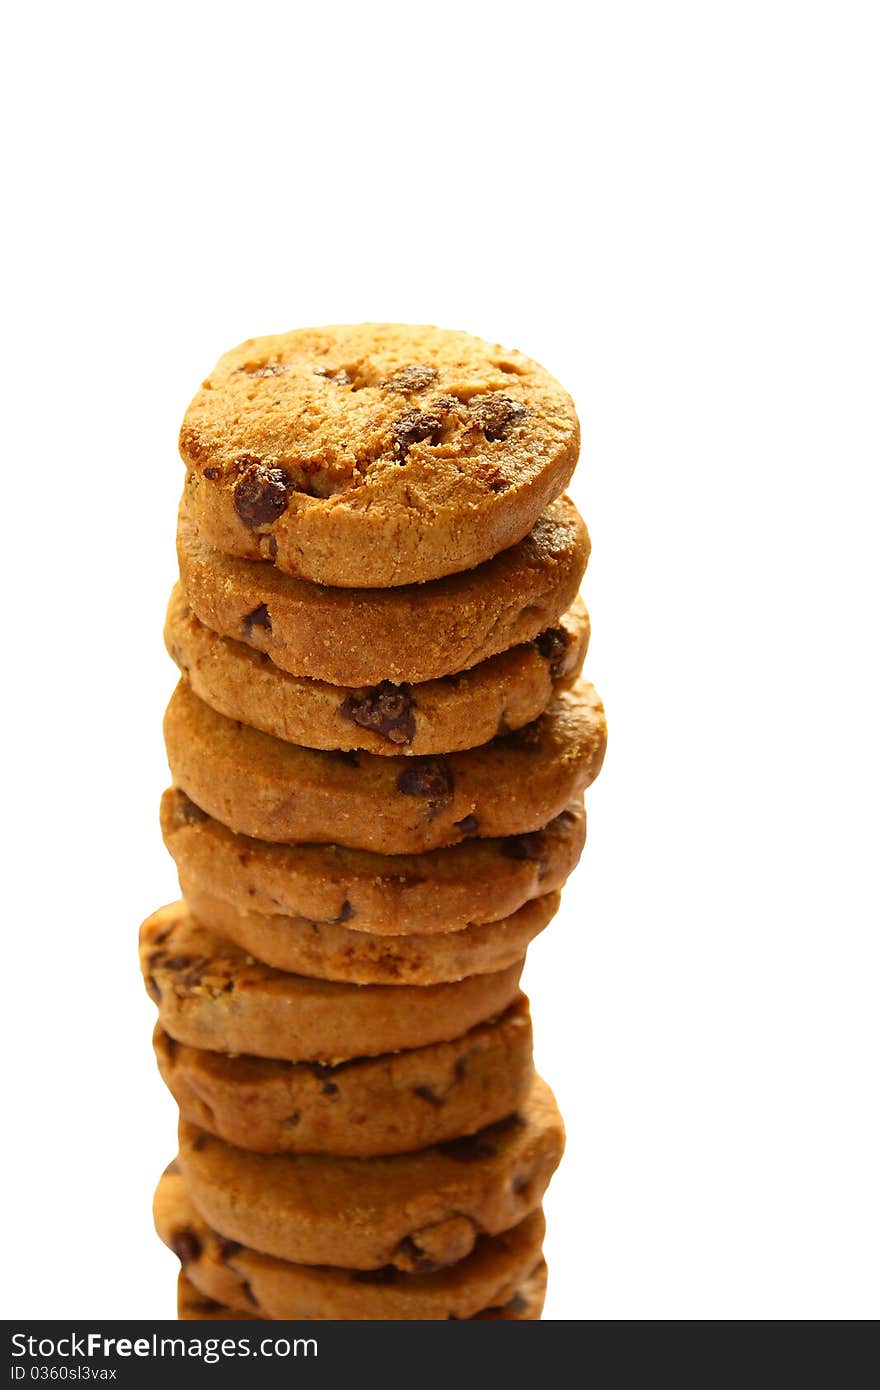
157,1164,545,1320
160,788,586,936
153,998,534,1157
163,679,606,854
470,1261,547,1319
177,1271,262,1320
177,1074,563,1270
175,1265,545,1321
177,492,589,686
140,903,523,1062
180,878,560,985
165,584,589,756
179,324,579,589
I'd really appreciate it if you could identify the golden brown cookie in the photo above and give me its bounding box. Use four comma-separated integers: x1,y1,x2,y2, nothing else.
175,1265,545,1321
160,789,586,936
165,583,589,756
158,1164,545,1320
177,1074,563,1270
180,878,559,985
179,324,579,589
471,1261,547,1319
177,492,589,686
153,998,534,1157
140,903,523,1062
163,680,606,854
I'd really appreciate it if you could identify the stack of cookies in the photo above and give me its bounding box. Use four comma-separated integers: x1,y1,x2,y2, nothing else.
140,325,607,1321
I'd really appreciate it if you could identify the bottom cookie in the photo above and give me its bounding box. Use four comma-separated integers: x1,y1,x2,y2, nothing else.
158,1163,544,1320
175,1265,546,1321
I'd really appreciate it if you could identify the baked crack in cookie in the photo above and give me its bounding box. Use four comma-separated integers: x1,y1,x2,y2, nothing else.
157,1165,546,1320
176,1074,564,1270
177,492,589,686
165,583,589,755
179,324,580,589
163,679,606,853
160,788,586,935
139,903,523,1061
153,997,534,1157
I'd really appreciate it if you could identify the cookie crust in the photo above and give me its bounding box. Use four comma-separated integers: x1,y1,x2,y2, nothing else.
160,788,586,936
158,1165,545,1319
163,679,606,854
179,324,579,589
165,584,589,755
180,879,559,985
140,902,523,1062
177,1074,564,1270
153,998,534,1157
177,493,589,686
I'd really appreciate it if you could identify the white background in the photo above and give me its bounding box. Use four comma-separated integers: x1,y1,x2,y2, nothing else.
2,1,877,1321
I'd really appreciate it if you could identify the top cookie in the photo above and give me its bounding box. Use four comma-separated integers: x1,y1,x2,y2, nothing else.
179,324,579,588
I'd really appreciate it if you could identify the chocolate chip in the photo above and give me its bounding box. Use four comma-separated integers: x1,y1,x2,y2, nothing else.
217,1239,242,1262
396,759,453,801
469,392,528,442
163,954,193,972
340,683,416,745
350,1265,398,1285
382,364,437,394
511,1174,530,1195
321,1081,339,1097
171,1229,202,1266
455,814,479,835
534,625,571,677
232,459,290,529
413,1085,444,1107
500,831,547,862
453,1051,473,1083
331,900,353,924
241,603,272,637
202,466,221,480
393,408,445,457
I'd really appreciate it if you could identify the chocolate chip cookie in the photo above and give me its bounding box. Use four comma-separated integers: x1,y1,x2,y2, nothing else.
177,1074,563,1270
165,584,589,755
160,788,586,935
153,997,533,1157
177,492,589,686
163,679,606,854
180,878,559,985
158,1164,545,1319
140,903,523,1062
179,324,579,589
